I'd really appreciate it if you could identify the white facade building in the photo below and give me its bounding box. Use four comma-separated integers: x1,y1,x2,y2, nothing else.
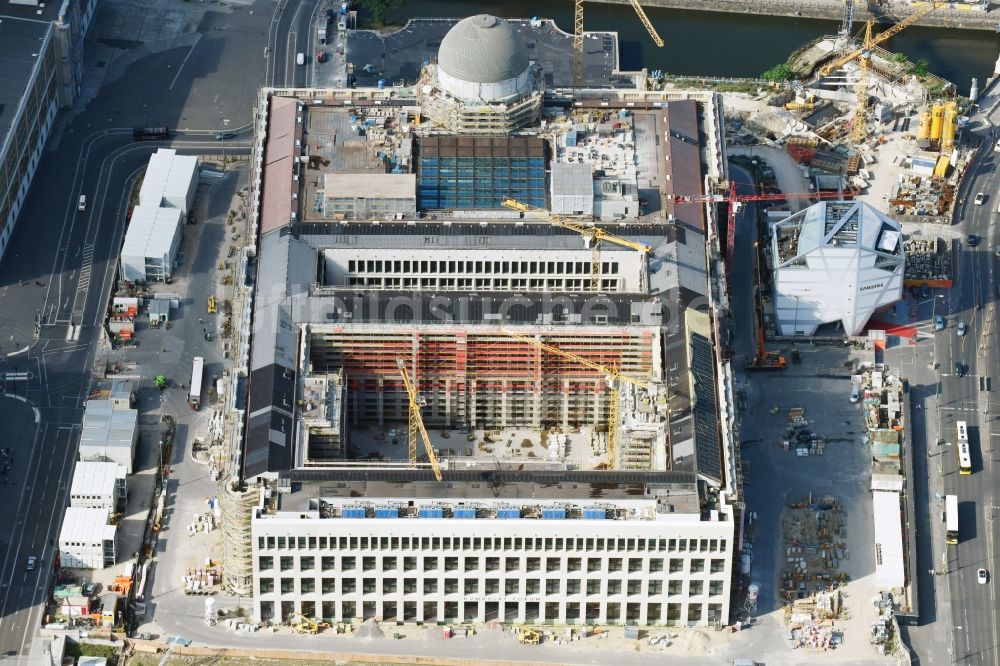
770,201,904,336
138,148,198,215
119,205,183,283
79,400,138,472
69,461,127,516
320,246,645,293
59,507,116,569
251,484,734,627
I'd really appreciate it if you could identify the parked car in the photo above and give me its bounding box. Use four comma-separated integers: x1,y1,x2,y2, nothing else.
850,384,861,404
978,568,989,584
957,322,967,337
974,192,986,205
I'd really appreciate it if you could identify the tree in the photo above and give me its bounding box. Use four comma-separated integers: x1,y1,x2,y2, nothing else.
761,63,794,83
358,0,407,27
155,375,168,390
912,58,930,77
891,53,908,64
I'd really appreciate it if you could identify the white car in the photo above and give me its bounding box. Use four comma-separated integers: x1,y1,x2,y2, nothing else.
974,192,986,206
957,322,966,337
994,138,1000,153
978,568,989,584
934,315,944,332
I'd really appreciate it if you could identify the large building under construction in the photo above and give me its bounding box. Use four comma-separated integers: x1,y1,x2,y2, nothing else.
233,15,741,628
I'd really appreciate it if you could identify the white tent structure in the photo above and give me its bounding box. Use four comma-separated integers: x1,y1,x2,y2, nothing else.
770,201,904,336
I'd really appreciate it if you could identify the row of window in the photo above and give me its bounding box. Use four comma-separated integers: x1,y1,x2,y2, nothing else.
258,599,723,624
257,535,728,554
345,259,620,276
343,277,620,292
258,576,727,598
258,554,728,575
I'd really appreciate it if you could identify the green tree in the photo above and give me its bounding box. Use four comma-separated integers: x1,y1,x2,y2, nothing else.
912,58,930,77
761,63,793,82
358,0,408,27
891,53,908,64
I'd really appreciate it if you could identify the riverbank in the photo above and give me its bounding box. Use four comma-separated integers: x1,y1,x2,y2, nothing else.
592,0,1000,32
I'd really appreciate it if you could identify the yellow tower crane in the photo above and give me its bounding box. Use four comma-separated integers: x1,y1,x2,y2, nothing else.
819,1,943,144
498,328,650,469
501,198,651,292
573,0,665,85
397,359,443,482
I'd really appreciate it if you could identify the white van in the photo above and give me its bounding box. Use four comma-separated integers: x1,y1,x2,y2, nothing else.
296,53,305,66
78,195,87,211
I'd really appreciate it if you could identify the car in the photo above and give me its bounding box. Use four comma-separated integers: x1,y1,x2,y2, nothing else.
25,555,37,571
979,568,989,584
850,385,861,403
955,362,965,377
934,315,944,331
957,322,967,336
215,131,236,140
921,284,931,299
995,138,1000,153
136,633,154,641
974,192,986,205
994,245,1000,258
83,582,97,596
78,195,87,211
967,235,980,247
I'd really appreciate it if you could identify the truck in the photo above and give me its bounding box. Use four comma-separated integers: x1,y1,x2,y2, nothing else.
132,126,170,141
316,25,327,44
189,356,204,410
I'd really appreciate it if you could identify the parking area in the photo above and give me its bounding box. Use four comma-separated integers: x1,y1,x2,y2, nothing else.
737,344,884,661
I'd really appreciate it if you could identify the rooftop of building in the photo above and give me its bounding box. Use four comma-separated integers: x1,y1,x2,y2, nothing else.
774,200,904,263
259,475,707,518
70,461,126,496
0,16,51,158
59,507,116,543
437,15,529,85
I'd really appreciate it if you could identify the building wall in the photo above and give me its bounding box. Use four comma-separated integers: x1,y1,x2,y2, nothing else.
307,327,659,429
321,248,642,293
58,536,115,569
0,29,59,263
252,516,732,626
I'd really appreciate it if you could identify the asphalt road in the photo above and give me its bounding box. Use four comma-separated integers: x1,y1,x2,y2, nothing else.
0,0,290,656
936,87,1000,666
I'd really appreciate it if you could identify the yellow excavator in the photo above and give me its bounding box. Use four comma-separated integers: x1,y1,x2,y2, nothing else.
518,627,542,644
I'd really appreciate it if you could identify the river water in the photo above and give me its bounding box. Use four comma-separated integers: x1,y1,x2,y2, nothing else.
396,0,1000,92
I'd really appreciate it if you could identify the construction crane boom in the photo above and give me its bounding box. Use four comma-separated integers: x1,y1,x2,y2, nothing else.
573,0,664,86
820,1,943,76
501,198,651,291
397,359,443,482
627,0,665,47
498,329,651,470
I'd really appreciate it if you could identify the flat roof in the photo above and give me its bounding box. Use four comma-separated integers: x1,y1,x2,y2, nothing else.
139,149,198,208
70,461,126,497
121,205,182,260
872,490,905,589
325,173,415,199
80,400,137,450
0,17,50,158
60,507,116,544
552,162,594,196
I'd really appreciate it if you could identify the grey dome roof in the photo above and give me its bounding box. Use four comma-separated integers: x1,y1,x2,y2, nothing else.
438,15,529,84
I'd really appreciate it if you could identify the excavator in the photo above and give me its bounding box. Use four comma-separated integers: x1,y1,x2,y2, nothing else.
517,627,542,644
746,324,787,372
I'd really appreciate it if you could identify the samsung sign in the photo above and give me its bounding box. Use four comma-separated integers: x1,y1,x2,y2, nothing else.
859,282,886,293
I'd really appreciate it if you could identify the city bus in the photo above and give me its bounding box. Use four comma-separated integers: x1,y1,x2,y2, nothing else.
945,494,959,545
957,420,972,475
